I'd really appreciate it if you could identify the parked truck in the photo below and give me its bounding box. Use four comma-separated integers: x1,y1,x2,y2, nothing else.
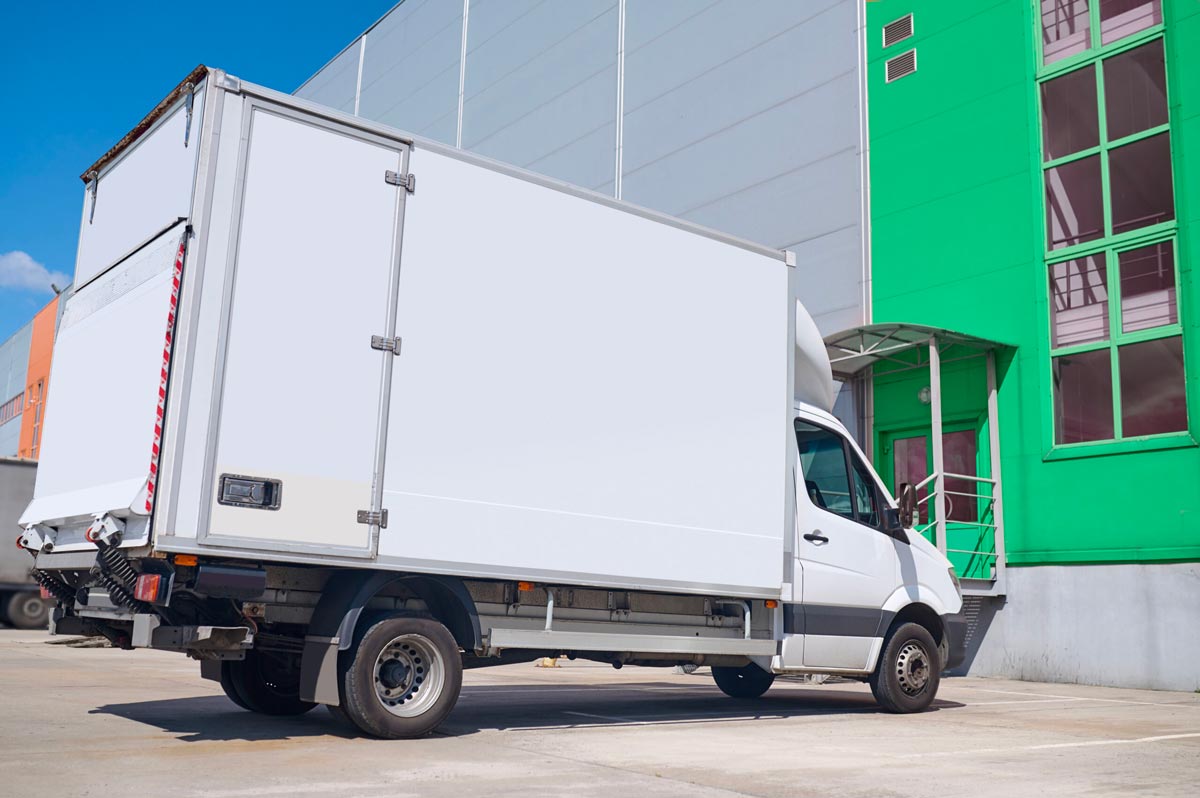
19,66,964,738
1,458,51,628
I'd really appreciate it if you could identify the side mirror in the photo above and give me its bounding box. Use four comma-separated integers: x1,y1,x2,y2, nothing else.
898,482,917,529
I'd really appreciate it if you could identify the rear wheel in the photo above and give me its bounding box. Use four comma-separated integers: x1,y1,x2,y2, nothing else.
712,663,775,698
224,649,316,716
869,621,940,713
218,661,251,710
5,591,50,629
339,615,463,739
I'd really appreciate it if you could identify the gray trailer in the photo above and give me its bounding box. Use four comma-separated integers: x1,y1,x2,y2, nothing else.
1,458,50,627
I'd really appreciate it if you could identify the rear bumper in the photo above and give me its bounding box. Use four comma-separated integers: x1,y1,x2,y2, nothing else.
942,613,969,671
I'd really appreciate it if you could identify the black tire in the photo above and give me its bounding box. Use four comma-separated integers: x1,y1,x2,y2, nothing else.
339,615,463,739
869,621,941,713
225,649,317,716
0,592,11,626
712,663,775,698
218,660,252,710
5,591,50,630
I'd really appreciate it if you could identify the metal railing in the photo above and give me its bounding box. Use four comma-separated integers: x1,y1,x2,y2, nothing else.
912,471,1004,592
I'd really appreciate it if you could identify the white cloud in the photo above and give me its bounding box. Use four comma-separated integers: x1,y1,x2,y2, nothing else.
0,251,70,293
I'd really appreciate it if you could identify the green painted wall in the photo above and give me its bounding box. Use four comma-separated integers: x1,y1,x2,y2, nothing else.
865,0,1200,565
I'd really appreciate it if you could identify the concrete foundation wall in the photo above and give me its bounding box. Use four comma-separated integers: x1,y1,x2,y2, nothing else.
963,563,1200,692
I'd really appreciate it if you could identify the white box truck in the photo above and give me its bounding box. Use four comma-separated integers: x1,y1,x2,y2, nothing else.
19,66,965,738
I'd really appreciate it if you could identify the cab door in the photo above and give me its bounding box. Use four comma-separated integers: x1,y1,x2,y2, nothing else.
792,417,902,670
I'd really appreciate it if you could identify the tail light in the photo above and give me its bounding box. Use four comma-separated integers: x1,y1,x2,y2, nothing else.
134,573,168,604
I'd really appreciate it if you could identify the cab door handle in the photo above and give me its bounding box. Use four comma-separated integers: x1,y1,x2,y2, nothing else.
803,531,829,543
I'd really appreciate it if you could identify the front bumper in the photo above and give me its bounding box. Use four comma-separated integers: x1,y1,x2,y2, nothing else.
942,613,969,671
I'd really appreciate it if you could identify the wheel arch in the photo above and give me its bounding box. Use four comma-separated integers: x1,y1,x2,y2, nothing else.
298,570,480,705
888,601,946,648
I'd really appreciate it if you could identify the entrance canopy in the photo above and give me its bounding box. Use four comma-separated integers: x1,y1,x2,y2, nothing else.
821,322,1015,597
823,323,1012,382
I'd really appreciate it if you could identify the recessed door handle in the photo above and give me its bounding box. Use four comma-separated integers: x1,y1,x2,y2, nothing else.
804,531,829,543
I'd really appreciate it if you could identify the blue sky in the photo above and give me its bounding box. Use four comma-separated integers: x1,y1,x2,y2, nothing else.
0,1,395,340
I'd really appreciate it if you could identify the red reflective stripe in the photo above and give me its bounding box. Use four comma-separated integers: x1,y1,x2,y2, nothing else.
145,237,186,515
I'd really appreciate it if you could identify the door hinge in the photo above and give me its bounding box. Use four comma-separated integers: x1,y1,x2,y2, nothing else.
357,509,388,528
384,170,416,193
370,335,402,355
183,81,195,148
86,170,99,224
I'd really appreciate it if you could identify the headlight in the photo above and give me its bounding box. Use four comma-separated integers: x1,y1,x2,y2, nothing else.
948,566,962,599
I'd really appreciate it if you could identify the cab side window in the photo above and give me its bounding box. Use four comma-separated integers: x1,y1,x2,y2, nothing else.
796,419,884,531
850,456,881,528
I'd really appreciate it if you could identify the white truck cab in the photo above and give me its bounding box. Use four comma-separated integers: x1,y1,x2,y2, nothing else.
781,403,964,704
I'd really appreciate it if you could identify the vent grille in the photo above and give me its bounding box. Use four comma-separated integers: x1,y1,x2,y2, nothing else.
883,14,914,48
885,49,917,83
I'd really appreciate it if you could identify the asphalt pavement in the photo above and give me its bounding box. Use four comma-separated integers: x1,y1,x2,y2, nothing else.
1,628,1197,797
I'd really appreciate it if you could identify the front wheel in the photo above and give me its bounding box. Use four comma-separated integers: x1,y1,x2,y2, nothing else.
869,621,940,713
712,663,775,698
339,615,463,739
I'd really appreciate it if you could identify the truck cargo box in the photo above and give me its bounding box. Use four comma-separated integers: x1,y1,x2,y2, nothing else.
22,67,823,599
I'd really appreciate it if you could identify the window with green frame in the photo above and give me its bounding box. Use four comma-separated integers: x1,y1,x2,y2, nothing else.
1037,1,1187,446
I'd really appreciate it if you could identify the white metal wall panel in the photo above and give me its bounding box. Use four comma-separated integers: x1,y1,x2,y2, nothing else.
462,0,619,193
298,0,870,337
21,230,182,525
74,89,205,288
378,148,790,594
358,0,464,143
206,108,405,552
0,323,33,457
295,41,360,115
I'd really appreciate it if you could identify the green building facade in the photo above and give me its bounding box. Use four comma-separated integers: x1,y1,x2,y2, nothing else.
864,0,1198,688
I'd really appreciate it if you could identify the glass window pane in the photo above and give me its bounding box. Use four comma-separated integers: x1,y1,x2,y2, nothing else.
1049,256,1109,348
850,456,881,528
1110,133,1174,235
1119,336,1186,436
1046,155,1104,250
1042,0,1091,64
1100,0,1162,44
1042,66,1099,160
1119,241,1176,332
942,430,978,523
796,421,854,520
892,436,929,525
1104,40,1167,141
1054,349,1114,443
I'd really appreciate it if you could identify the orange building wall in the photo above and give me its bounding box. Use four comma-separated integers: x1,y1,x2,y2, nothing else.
18,295,60,460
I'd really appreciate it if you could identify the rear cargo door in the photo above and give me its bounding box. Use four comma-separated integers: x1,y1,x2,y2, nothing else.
201,102,408,557
19,74,207,549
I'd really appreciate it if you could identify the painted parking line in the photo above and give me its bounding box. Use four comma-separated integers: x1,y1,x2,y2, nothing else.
563,710,639,723
957,687,1200,709
963,698,1089,706
895,731,1200,758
